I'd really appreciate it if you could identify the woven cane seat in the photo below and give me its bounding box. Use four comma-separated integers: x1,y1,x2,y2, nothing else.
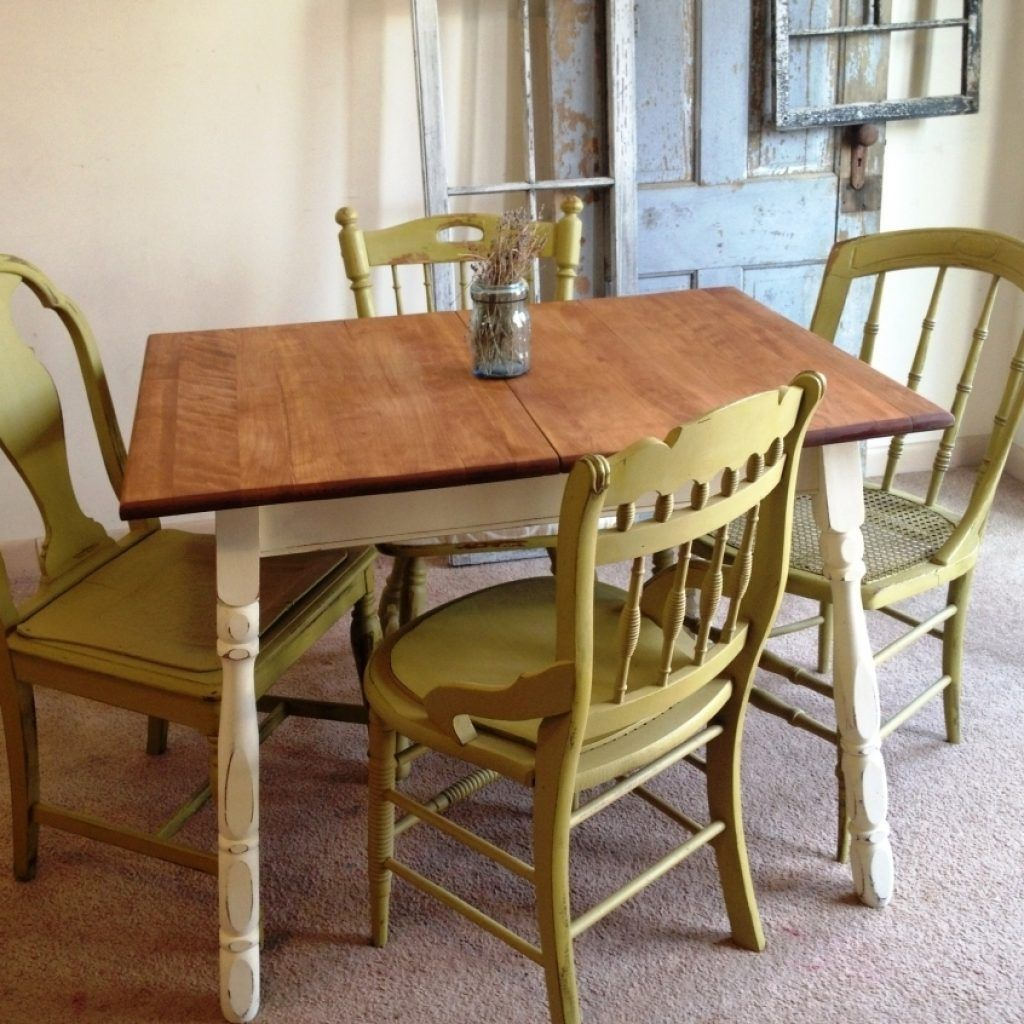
788,488,956,583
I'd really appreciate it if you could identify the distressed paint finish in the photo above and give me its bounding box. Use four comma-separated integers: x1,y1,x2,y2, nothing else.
639,175,838,274
636,0,696,184
605,0,638,294
637,0,841,302
699,0,750,185
636,0,890,325
546,0,607,296
749,0,836,174
409,0,459,311
216,507,262,1023
410,0,635,298
547,0,603,182
747,263,829,331
835,0,890,241
544,0,638,295
774,0,981,128
812,442,893,907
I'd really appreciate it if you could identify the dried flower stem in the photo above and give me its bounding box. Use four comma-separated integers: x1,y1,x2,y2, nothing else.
472,207,546,286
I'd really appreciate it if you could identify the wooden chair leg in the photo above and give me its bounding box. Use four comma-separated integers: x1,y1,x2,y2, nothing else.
1,676,40,880
367,712,397,947
705,723,765,952
834,748,850,864
206,734,219,805
651,547,675,575
146,716,170,755
533,750,580,1024
351,585,381,683
943,573,972,745
399,556,427,625
816,601,833,674
379,558,405,635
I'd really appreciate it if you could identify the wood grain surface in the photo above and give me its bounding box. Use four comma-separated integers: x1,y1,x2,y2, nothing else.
121,289,951,519
502,290,951,467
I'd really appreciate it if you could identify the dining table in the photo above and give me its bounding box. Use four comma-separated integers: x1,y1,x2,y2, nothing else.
120,287,952,1023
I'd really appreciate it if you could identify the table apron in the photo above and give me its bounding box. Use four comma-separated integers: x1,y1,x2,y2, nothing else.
258,473,569,555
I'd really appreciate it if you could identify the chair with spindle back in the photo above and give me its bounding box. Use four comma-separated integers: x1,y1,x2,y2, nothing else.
336,197,584,631
361,372,824,1024
0,254,379,881
749,228,1024,861
336,195,583,317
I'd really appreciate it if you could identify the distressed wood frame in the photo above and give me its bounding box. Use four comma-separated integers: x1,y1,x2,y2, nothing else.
410,0,638,297
773,0,981,129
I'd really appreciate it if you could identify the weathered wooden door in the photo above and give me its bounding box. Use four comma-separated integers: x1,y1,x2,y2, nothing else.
629,0,884,328
416,0,888,327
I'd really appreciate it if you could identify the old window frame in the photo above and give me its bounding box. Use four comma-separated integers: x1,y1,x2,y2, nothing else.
773,0,981,129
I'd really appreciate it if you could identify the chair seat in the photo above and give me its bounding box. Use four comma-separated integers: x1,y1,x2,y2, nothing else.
783,488,957,583
12,529,373,695
365,575,731,784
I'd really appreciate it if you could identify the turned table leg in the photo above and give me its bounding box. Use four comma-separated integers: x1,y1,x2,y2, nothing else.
216,508,262,1021
813,443,893,908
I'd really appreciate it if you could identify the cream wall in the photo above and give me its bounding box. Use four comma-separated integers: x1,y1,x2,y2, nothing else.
1,1,1021,543
880,0,1024,467
0,0,429,542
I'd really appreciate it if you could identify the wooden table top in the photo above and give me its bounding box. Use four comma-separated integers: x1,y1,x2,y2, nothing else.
120,288,952,520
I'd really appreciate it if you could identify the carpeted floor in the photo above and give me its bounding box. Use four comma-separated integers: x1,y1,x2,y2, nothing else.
0,469,1022,1023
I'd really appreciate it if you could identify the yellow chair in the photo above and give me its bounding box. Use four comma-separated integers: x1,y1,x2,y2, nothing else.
0,254,379,880
750,228,1024,860
337,195,583,317
336,196,584,631
363,373,824,1024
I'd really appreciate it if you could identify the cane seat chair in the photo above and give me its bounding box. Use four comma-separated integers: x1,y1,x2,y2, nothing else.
336,196,584,631
0,255,379,881
749,228,1024,860
363,372,824,1024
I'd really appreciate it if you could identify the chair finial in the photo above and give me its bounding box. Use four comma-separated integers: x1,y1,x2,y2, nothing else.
561,194,584,216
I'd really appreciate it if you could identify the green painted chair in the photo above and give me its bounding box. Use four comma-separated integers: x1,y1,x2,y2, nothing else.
362,373,824,1024
336,196,584,631
0,255,379,880
750,228,1024,861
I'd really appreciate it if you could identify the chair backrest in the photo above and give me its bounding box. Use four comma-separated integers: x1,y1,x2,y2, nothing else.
0,255,154,628
557,371,822,741
810,228,1024,564
426,373,823,761
336,195,584,317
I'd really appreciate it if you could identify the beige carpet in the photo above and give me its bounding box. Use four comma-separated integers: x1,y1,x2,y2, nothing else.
1,469,1022,1023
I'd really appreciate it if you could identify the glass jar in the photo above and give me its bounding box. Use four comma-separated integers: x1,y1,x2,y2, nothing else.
468,278,531,378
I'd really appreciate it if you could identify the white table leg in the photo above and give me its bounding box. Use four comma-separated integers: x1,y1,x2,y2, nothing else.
813,443,893,908
215,508,262,1021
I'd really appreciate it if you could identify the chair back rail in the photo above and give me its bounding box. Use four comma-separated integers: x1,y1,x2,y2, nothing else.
553,380,819,742
0,262,123,614
0,257,157,624
337,196,584,318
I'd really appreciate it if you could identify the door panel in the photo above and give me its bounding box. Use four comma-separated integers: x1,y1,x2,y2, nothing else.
635,0,696,185
639,176,839,271
543,0,886,322
746,264,832,328
633,0,886,331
